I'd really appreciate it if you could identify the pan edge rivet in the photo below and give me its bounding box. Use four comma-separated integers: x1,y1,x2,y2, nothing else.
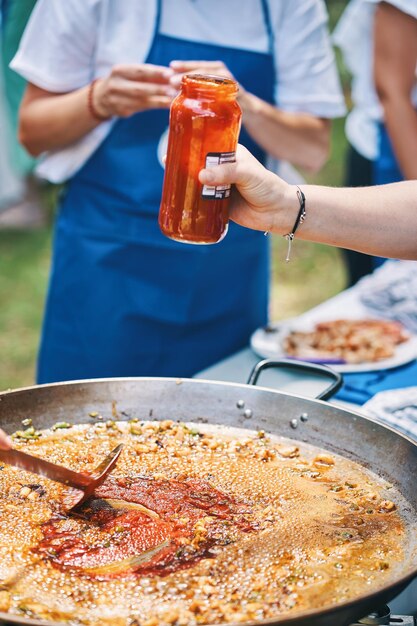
300,413,308,422
236,400,245,409
243,408,253,419
290,418,298,429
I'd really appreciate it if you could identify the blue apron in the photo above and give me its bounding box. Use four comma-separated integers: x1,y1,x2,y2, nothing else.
37,0,275,383
373,123,404,186
336,124,417,406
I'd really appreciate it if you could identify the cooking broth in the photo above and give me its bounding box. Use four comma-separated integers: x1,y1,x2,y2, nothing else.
0,419,409,625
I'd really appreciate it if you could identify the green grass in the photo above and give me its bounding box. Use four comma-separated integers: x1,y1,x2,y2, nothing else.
0,227,51,389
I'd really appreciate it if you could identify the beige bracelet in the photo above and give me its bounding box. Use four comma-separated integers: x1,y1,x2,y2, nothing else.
87,79,111,122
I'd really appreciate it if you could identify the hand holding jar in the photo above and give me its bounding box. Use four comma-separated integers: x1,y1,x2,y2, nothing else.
199,144,289,234
198,144,417,261
159,74,242,244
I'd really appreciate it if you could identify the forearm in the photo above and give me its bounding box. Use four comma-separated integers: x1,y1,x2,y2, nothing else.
19,65,174,157
239,92,330,173
281,182,417,259
19,85,100,156
380,98,417,180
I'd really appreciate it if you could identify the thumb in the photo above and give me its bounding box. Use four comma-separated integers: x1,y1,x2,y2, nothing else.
198,145,257,187
199,161,242,186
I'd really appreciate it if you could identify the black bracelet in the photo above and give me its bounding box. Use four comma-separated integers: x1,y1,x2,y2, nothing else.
283,186,306,262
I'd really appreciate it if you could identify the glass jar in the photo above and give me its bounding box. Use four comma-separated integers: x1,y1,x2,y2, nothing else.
159,74,242,244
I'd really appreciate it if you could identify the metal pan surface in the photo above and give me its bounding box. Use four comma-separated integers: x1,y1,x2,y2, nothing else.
0,375,416,626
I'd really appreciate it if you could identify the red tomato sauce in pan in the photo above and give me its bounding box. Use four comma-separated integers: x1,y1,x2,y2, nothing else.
37,477,256,579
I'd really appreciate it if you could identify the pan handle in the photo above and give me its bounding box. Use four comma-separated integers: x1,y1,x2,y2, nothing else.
247,358,343,401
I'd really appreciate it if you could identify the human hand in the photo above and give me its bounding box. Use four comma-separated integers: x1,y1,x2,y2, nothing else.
0,429,12,450
93,64,177,118
198,144,296,235
169,60,246,96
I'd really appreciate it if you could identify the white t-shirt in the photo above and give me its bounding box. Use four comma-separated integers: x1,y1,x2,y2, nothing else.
11,0,346,183
334,0,417,160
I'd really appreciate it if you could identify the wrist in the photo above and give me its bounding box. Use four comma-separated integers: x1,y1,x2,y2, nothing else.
89,78,112,121
270,182,299,236
238,90,262,118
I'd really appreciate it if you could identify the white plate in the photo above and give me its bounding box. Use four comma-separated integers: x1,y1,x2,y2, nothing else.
250,318,417,373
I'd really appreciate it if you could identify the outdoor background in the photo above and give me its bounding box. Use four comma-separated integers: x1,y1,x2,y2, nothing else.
0,1,351,390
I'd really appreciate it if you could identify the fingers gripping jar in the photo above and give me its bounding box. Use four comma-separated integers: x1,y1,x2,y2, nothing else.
159,74,242,244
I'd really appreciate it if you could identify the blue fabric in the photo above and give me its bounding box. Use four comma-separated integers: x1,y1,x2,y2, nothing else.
373,123,404,185
37,0,275,383
336,359,417,405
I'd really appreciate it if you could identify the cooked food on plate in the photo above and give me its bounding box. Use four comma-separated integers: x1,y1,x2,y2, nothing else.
283,319,409,364
0,419,407,625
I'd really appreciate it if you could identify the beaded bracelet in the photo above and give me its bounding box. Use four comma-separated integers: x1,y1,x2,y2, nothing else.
87,79,111,122
283,186,306,262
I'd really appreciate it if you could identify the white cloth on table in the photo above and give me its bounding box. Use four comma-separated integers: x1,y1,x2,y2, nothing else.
358,260,417,334
362,386,417,440
10,0,346,183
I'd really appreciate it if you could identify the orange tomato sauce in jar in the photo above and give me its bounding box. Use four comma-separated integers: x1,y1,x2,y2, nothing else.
159,74,242,244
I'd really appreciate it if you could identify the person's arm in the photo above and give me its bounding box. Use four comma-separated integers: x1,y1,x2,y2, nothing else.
374,2,417,180
198,145,417,260
236,91,331,175
169,60,330,173
19,64,175,156
0,430,12,450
